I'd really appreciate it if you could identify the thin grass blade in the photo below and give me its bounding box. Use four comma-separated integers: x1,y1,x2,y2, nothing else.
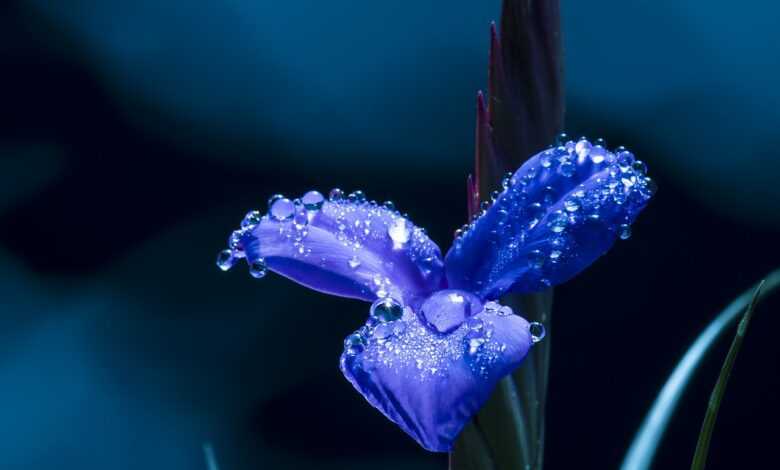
689,280,765,470
621,269,780,470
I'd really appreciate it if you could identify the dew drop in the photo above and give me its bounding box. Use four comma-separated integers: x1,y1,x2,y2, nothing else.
617,151,635,171
329,188,344,201
564,198,580,212
388,218,411,246
228,230,244,251
372,323,397,343
501,175,512,190
293,211,308,231
540,151,554,168
464,330,486,355
575,138,592,158
528,249,545,269
590,145,607,164
466,317,485,331
632,160,648,175
549,210,568,233
643,177,658,196
348,255,361,269
526,202,544,229
497,305,513,317
269,197,295,221
555,132,569,146
241,210,261,228
267,194,284,209
558,159,576,177
216,249,235,271
370,298,404,323
618,223,632,240
383,201,396,211
348,190,366,203
249,259,268,279
529,322,546,343
302,190,325,210
344,332,366,355
542,186,556,206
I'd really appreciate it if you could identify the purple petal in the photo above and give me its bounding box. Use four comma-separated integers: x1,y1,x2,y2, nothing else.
340,293,534,452
445,137,655,299
220,191,444,304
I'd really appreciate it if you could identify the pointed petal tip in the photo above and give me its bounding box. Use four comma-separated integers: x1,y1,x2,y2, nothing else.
221,190,445,304
447,137,656,299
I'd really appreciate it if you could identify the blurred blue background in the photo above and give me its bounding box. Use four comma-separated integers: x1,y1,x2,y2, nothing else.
1,0,779,468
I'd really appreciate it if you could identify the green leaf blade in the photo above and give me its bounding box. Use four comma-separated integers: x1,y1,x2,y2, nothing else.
621,269,780,470
690,280,765,470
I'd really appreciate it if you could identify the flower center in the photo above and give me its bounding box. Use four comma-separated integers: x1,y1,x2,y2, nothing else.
418,289,483,334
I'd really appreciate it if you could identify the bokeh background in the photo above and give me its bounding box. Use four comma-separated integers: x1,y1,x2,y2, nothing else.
1,0,779,469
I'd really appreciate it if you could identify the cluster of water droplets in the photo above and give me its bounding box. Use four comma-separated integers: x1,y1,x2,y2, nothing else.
342,297,545,381
216,187,441,299
453,135,655,290
216,190,327,278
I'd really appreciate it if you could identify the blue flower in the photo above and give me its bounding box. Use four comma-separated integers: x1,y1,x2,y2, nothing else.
217,136,654,452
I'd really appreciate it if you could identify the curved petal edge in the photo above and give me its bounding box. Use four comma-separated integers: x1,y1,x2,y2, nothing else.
218,190,444,305
445,136,655,299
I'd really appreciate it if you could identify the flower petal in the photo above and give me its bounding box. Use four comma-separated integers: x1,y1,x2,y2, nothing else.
340,295,534,452
446,137,655,299
219,191,444,304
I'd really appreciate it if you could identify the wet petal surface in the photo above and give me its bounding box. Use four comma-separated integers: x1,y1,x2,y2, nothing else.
220,191,444,304
445,137,655,299
340,295,534,452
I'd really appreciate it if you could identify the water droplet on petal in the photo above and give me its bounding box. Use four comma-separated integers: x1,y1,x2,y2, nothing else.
541,151,554,168
329,188,344,201
249,259,268,279
564,198,580,212
466,317,484,331
619,223,632,240
617,151,635,171
497,305,513,317
302,190,325,210
269,197,295,221
528,249,545,269
575,138,592,158
216,249,235,271
548,210,568,233
370,297,404,323
267,194,283,208
228,230,244,252
388,218,411,247
632,160,648,175
348,190,366,203
293,209,308,230
464,330,486,355
643,177,658,196
241,210,261,228
590,145,607,164
558,159,576,177
526,202,544,229
555,132,569,146
348,255,361,269
383,201,396,211
344,332,366,355
529,322,546,343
